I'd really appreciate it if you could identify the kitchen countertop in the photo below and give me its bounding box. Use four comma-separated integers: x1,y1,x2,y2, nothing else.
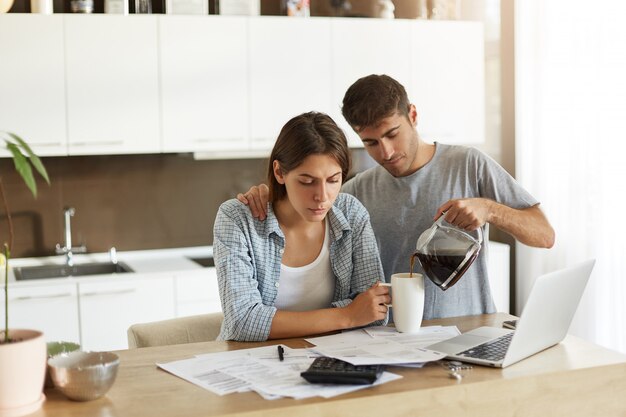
5,246,214,286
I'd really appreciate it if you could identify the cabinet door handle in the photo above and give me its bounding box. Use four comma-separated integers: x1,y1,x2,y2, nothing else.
81,288,137,297
71,140,124,146
33,142,64,148
190,137,244,143
12,293,73,301
250,137,274,143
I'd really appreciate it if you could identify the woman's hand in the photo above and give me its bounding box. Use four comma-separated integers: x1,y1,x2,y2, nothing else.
345,282,391,327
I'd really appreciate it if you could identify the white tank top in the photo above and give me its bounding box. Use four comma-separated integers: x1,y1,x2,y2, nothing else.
274,221,335,312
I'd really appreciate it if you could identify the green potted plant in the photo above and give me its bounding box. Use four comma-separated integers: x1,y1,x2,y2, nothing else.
0,131,50,416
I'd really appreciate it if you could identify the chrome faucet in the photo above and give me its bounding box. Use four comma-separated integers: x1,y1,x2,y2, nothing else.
55,207,87,267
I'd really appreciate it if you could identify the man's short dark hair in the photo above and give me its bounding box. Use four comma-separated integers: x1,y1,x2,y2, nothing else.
341,74,411,131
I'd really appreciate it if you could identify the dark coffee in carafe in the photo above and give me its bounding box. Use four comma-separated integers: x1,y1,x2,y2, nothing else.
415,251,479,290
413,214,483,291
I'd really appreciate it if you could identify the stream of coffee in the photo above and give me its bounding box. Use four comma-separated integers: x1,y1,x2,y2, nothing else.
409,253,419,278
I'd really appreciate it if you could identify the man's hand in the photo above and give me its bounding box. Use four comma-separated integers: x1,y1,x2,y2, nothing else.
236,184,269,220
344,282,391,327
436,198,492,231
436,198,555,248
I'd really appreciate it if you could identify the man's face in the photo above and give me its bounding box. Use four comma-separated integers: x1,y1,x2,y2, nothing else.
356,106,420,177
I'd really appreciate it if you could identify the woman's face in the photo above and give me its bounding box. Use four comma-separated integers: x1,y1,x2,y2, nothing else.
274,153,343,223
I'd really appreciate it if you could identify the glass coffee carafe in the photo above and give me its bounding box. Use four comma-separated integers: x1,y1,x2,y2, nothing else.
413,214,483,291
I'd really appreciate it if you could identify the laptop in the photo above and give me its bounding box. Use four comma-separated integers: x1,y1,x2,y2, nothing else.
426,259,595,368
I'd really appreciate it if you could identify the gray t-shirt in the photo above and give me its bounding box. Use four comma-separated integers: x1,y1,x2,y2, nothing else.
342,143,539,319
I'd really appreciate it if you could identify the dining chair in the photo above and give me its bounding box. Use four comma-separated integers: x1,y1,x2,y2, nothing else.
127,312,223,348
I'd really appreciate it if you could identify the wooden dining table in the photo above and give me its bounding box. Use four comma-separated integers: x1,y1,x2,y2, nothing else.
34,313,626,417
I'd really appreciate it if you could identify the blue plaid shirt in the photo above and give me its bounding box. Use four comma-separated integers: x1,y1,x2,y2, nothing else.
213,193,387,341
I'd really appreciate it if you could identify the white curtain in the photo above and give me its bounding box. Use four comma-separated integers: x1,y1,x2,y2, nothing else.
515,0,626,353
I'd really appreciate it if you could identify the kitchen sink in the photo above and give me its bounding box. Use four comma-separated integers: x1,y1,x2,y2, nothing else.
13,262,134,281
187,257,214,267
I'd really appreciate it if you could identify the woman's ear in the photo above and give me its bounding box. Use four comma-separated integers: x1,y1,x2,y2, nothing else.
273,160,285,184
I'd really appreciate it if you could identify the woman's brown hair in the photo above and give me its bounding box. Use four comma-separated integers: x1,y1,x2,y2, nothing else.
267,112,351,203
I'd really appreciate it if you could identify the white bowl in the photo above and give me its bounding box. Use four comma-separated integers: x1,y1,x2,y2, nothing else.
48,351,119,401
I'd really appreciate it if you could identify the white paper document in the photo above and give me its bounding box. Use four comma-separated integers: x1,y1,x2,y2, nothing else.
364,325,461,349
305,328,374,346
157,352,254,396
306,325,459,366
310,338,447,366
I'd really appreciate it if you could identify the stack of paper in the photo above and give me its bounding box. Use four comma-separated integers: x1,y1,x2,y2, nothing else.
157,325,460,399
157,345,401,400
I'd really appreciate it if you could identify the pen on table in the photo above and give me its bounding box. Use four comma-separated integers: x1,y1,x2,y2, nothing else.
277,345,284,361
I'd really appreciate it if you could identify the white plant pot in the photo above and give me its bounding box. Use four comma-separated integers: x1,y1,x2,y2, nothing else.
0,330,46,417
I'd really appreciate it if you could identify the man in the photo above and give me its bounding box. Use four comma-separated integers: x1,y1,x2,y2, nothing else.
240,74,554,320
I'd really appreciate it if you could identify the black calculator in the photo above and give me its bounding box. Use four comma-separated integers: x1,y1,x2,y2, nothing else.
300,357,385,385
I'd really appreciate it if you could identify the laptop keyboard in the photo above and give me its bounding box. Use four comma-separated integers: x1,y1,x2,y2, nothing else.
458,332,514,361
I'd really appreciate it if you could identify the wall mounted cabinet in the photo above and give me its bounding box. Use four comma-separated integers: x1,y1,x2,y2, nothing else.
409,21,485,144
64,15,161,155
0,15,68,157
160,16,248,153
330,18,413,148
0,15,484,158
248,17,333,151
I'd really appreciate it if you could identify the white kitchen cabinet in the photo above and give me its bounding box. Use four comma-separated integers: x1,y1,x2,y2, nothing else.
330,18,413,148
2,16,484,157
78,275,175,351
64,15,161,155
159,16,248,153
487,241,510,313
409,21,485,144
248,17,333,151
0,15,68,157
0,283,80,344
175,268,221,317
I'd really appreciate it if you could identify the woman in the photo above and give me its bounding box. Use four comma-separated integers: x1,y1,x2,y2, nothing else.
213,112,390,341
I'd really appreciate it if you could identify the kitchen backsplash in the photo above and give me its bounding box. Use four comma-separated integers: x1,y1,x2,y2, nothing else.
1,149,375,258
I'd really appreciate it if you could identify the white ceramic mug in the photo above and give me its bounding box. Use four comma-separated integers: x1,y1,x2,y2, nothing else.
380,273,425,333
30,0,53,13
